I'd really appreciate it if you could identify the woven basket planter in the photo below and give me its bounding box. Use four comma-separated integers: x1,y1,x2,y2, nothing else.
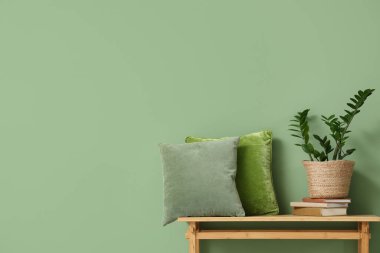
303,160,355,198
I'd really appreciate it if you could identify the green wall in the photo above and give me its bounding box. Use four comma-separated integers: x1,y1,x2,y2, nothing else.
1,0,380,252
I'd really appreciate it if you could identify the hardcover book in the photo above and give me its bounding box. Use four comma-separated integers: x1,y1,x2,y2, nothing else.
302,198,351,204
292,207,347,216
290,202,348,208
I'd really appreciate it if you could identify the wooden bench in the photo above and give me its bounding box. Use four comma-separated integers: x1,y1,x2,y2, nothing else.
178,215,380,253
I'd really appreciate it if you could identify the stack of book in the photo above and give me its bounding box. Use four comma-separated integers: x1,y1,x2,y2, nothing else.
291,198,351,216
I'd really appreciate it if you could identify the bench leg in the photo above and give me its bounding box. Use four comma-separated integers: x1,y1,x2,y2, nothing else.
186,222,200,253
358,222,370,253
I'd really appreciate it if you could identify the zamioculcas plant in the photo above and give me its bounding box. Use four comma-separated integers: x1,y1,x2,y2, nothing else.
289,88,375,161
289,88,375,199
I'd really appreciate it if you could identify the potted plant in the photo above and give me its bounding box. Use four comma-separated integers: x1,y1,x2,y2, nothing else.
289,89,375,198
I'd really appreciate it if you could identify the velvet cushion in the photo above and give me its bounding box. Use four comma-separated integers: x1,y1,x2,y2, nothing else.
159,137,245,225
185,131,279,216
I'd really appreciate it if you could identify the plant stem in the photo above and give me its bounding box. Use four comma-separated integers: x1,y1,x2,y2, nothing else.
332,139,339,160
332,108,358,160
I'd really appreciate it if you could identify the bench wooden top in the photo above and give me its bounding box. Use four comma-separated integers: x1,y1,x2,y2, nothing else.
178,215,380,222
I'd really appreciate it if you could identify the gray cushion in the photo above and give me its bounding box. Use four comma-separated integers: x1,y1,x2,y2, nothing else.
185,131,279,216
159,137,245,225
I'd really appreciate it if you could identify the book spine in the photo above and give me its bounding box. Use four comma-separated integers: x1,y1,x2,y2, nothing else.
302,197,351,203
302,198,326,203
292,207,322,216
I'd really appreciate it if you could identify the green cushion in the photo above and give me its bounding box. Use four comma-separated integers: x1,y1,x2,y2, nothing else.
185,131,279,216
159,137,245,225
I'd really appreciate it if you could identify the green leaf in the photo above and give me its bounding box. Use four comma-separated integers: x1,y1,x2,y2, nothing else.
302,144,315,154
313,150,321,161
301,145,309,154
350,98,357,103
344,110,352,115
306,143,314,152
365,89,374,96
347,103,356,109
305,134,309,143
313,134,322,141
319,151,327,161
341,148,356,159
339,116,349,123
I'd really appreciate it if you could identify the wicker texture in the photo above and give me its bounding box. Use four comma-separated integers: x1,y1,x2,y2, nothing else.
303,160,355,198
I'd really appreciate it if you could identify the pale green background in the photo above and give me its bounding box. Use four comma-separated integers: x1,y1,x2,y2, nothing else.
0,0,379,252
